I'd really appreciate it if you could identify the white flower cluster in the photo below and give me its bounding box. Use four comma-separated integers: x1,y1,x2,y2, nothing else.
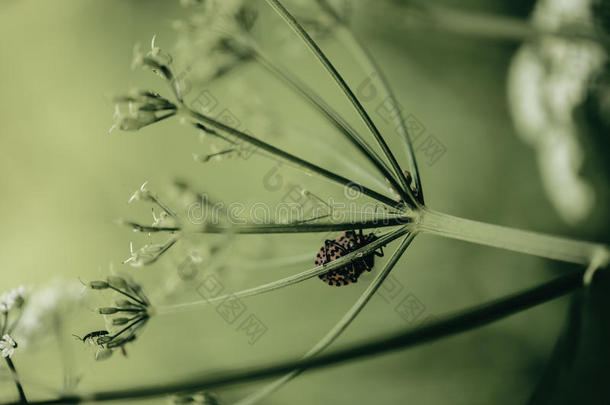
0,286,25,313
16,279,85,347
0,334,17,358
0,286,26,358
508,0,606,224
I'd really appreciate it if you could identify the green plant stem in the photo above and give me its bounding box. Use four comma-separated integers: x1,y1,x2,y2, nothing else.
197,220,410,234
335,27,424,204
391,1,610,46
234,252,312,270
417,209,609,265
236,233,416,405
185,107,401,209
315,0,424,204
125,216,410,235
10,268,586,405
1,312,7,335
156,226,410,315
108,287,147,307
264,0,415,207
5,357,27,404
250,45,403,195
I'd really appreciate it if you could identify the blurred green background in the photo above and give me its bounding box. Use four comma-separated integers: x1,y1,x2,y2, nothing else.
0,1,606,404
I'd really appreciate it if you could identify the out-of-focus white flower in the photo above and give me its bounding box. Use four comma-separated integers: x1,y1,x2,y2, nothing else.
0,286,26,313
0,334,17,358
507,0,606,224
15,280,84,347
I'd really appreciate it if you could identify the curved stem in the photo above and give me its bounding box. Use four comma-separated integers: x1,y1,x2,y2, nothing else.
250,46,404,196
333,25,425,205
124,215,411,235
417,208,609,265
155,226,410,315
5,357,27,404
186,107,401,209
235,252,312,270
11,268,588,405
235,233,416,405
390,1,610,46
264,0,415,207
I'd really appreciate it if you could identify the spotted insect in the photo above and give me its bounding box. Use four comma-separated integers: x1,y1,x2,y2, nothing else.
73,330,109,344
315,230,385,286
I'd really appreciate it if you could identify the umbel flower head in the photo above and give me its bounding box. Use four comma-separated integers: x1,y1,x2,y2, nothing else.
0,334,17,358
109,90,177,133
16,279,85,349
0,286,25,312
0,286,26,358
80,276,151,360
92,1,610,404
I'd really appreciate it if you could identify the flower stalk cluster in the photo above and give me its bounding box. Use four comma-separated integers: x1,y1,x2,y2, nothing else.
8,1,602,405
0,287,25,359
0,287,27,403
82,276,151,360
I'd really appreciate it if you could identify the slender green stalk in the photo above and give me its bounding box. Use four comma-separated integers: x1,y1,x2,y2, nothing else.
5,357,27,404
417,209,609,265
185,107,401,209
197,220,410,234
108,287,147,307
235,233,416,405
1,312,7,336
250,45,403,196
148,49,402,210
264,0,415,207
330,21,425,204
156,226,410,315
389,1,610,46
124,216,411,235
9,268,587,405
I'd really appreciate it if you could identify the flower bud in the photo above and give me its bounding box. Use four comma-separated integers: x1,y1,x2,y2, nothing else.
90,281,110,290
115,299,137,308
112,317,130,326
98,307,119,315
107,276,127,290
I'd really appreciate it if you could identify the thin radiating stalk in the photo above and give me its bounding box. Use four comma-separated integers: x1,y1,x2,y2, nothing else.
156,226,410,315
150,51,401,210
417,209,610,265
319,5,425,204
5,358,27,404
264,0,415,207
306,129,390,191
10,268,588,405
124,216,411,235
235,233,416,405
186,107,401,208
390,1,610,46
250,45,404,196
235,252,312,271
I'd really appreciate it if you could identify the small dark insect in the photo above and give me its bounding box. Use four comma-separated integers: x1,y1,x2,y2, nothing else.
73,330,109,344
315,230,385,286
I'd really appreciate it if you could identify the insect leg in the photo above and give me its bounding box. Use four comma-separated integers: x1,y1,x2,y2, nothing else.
328,240,348,254
373,246,385,257
323,240,333,263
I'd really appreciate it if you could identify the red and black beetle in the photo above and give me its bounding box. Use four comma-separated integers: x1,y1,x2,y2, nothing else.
315,230,385,286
